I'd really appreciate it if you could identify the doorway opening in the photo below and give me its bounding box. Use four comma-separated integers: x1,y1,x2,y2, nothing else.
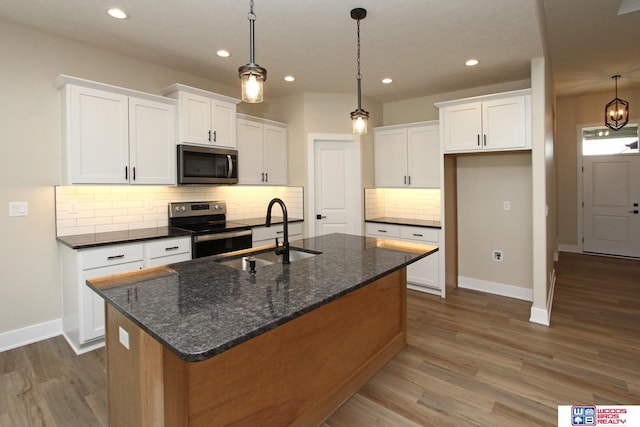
579,123,640,257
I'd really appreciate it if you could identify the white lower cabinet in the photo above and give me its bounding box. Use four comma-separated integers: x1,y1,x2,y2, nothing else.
60,236,191,354
365,223,440,294
252,222,303,248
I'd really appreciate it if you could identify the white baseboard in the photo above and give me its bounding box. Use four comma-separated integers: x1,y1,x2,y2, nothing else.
0,319,62,353
558,244,580,253
458,276,533,301
529,268,556,326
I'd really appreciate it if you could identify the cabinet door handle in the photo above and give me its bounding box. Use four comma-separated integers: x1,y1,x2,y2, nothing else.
261,172,265,182
265,172,268,182
377,229,387,233
477,134,480,146
208,130,212,142
165,246,180,251
404,176,407,185
408,176,411,186
107,254,125,260
125,166,128,180
629,210,639,214
276,230,284,234
413,233,423,237
132,166,136,181
483,134,487,146
213,130,217,142
227,155,233,178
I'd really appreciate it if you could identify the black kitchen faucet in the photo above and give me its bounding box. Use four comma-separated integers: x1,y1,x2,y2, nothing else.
265,198,290,264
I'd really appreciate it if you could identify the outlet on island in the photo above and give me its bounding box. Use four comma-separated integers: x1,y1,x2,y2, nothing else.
492,250,504,262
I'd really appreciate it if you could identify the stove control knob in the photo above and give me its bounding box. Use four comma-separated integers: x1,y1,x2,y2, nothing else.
174,206,180,212
181,206,186,211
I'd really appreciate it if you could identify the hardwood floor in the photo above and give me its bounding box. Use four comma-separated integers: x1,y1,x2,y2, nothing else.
1,252,638,426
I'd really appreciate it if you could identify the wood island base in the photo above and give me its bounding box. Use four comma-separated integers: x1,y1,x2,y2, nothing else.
105,268,407,426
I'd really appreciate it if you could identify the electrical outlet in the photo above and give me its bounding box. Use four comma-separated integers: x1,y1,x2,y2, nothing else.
9,201,28,217
119,326,130,350
492,250,503,262
503,201,511,211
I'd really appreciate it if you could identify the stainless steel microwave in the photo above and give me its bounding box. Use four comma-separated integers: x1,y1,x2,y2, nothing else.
177,144,238,185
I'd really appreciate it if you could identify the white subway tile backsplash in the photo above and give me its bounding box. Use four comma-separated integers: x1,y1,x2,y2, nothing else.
55,185,305,236
364,188,441,222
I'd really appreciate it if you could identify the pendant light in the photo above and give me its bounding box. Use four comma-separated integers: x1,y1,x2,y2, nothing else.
238,0,267,103
350,8,369,134
605,75,629,131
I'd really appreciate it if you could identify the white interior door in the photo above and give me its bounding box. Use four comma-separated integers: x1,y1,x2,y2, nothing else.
583,154,640,257
313,138,360,236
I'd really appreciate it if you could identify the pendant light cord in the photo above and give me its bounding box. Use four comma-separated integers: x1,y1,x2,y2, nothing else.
356,18,361,81
248,0,256,64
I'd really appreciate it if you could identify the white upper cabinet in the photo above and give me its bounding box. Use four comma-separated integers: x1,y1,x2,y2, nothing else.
437,89,531,153
374,121,440,188
162,84,240,149
58,76,177,185
237,115,288,185
128,97,176,184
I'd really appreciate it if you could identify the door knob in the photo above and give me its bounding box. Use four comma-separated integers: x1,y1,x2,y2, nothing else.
316,214,326,220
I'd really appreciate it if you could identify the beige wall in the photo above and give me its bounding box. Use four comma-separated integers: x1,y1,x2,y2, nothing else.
530,56,556,319
457,153,533,288
383,79,531,126
556,87,640,247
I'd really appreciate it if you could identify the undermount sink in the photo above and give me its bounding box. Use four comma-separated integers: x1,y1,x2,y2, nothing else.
217,248,321,271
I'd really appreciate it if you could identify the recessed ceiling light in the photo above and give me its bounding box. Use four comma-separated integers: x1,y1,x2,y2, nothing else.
216,50,231,58
284,76,295,82
465,59,479,66
382,78,393,84
107,8,127,19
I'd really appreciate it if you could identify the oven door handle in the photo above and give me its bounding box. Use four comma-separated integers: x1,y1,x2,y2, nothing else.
227,154,234,178
194,229,252,243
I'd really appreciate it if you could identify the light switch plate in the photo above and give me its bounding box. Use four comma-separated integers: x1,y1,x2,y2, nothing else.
119,326,130,350
9,201,28,217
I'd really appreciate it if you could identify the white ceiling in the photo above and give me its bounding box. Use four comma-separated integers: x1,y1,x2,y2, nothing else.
0,0,638,103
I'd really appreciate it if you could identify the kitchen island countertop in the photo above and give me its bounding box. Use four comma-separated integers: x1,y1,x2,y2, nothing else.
87,233,437,362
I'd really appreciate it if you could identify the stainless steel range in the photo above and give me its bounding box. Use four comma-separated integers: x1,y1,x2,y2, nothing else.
169,201,252,258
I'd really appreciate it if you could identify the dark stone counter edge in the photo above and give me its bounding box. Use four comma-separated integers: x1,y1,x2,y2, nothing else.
90,244,438,363
57,218,304,250
365,217,441,229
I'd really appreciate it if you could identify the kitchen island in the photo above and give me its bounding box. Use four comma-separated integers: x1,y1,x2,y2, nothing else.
88,233,437,426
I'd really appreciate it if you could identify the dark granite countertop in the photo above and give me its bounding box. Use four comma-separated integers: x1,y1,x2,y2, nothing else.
366,217,441,229
56,219,304,250
87,233,437,362
57,227,193,250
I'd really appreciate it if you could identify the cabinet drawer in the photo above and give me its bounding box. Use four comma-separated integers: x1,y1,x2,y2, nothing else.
81,243,144,270
252,222,303,243
365,223,400,238
400,226,439,243
146,237,191,259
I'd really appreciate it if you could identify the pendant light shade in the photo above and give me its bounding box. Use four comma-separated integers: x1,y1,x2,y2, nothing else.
350,8,369,134
238,0,267,103
605,75,629,131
